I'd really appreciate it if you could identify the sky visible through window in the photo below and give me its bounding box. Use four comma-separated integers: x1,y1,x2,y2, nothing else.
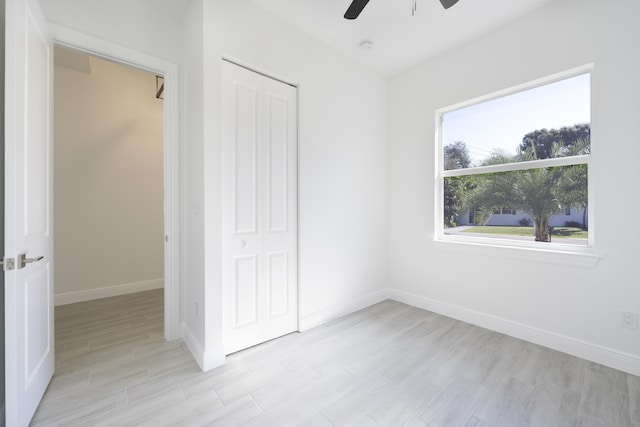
442,73,591,166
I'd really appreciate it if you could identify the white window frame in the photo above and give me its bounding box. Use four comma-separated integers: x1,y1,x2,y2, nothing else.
434,65,600,267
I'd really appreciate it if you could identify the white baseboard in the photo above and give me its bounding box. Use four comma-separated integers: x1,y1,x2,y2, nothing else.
387,288,640,377
181,323,226,372
55,279,164,306
298,289,391,332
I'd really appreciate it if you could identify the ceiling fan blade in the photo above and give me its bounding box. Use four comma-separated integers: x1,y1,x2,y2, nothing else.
439,0,459,9
344,0,370,19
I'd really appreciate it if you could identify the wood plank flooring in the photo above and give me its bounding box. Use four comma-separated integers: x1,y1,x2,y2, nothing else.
31,289,640,426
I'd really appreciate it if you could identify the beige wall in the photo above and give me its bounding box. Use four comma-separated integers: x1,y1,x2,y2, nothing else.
54,53,164,304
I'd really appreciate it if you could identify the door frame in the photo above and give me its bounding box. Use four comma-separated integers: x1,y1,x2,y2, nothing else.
50,25,181,340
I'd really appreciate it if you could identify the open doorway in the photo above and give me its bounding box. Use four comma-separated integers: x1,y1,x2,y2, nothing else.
53,46,165,306
49,32,180,341
52,44,167,351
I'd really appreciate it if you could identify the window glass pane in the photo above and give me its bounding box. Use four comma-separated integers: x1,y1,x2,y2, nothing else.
443,73,591,170
443,165,588,245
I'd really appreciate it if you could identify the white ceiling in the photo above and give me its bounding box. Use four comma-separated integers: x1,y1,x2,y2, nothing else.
250,0,557,76
135,0,192,23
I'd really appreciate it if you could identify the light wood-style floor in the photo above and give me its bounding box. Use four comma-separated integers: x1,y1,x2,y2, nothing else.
31,289,640,426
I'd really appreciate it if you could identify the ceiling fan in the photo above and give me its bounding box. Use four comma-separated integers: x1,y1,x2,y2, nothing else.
344,0,459,20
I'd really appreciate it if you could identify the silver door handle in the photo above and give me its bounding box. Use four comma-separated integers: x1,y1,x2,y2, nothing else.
17,254,44,269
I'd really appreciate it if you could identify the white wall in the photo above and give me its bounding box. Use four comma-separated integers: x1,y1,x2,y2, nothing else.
37,0,186,63
54,55,164,304
178,0,389,369
180,0,210,367
388,0,640,373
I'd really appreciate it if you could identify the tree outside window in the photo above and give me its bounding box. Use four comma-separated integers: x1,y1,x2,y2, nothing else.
438,71,591,247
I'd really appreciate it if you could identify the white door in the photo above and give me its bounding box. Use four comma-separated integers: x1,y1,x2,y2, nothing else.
4,0,54,425
222,61,298,354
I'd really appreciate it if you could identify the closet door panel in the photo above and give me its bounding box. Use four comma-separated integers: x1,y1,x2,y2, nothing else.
222,61,298,354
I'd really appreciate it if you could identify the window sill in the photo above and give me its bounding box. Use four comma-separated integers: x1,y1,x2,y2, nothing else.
433,236,602,268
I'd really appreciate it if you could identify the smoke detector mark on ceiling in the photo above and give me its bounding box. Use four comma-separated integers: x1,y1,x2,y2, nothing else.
359,40,374,50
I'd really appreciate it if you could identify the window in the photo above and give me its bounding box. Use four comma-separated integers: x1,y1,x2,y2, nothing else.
437,69,592,253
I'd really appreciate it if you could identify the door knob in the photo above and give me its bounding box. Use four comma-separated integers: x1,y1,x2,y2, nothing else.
17,254,44,269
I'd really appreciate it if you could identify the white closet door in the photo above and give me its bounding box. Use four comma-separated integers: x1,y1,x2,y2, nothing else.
222,61,298,354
